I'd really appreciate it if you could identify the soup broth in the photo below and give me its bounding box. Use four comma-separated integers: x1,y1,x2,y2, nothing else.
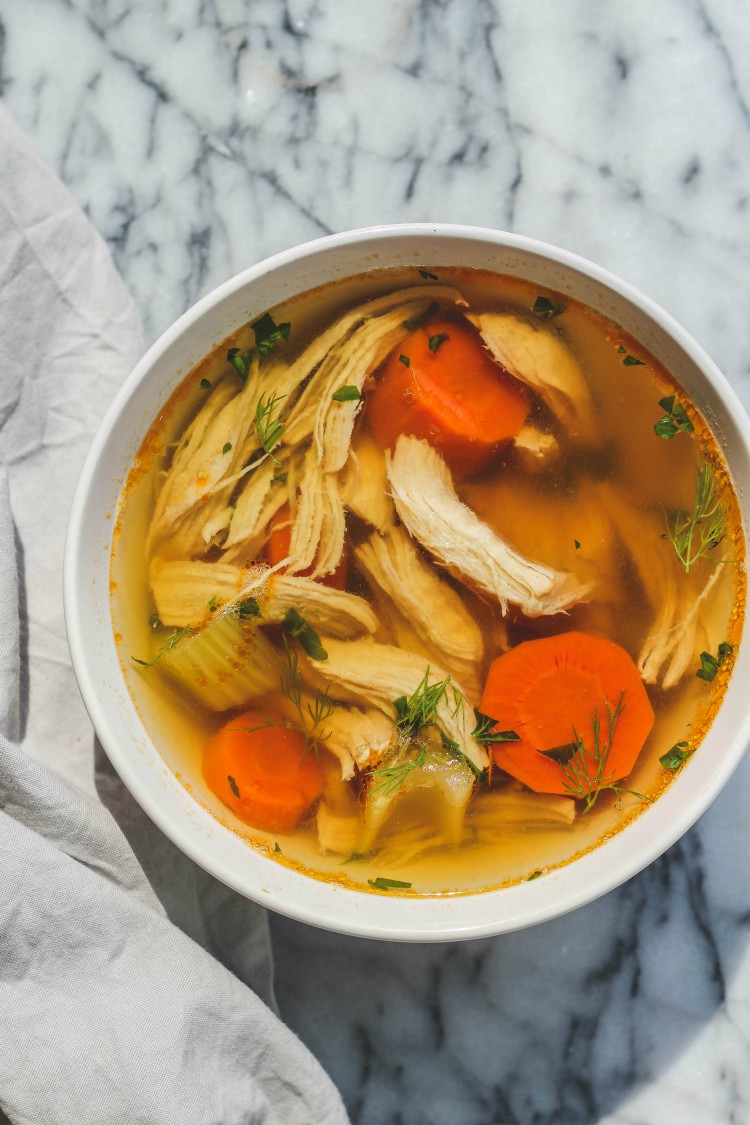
111,267,745,896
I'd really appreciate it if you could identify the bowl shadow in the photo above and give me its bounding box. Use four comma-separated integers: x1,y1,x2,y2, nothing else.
270,751,750,1125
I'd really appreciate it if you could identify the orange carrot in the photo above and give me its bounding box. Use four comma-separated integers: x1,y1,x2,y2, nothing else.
367,316,530,478
265,504,348,590
203,709,324,834
479,631,654,796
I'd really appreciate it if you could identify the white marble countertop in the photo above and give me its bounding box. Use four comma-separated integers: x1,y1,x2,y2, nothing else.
5,1,750,1121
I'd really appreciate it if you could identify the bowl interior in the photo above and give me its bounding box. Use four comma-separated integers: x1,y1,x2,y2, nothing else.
64,225,750,941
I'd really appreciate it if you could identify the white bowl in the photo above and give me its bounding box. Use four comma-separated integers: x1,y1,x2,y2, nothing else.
64,224,750,941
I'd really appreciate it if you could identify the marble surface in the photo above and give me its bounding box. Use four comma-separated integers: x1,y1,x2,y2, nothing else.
4,1,750,1121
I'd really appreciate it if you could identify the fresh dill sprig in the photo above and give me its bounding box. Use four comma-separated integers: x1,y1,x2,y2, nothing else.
392,667,452,738
664,463,727,573
131,626,198,668
370,744,439,797
539,692,649,813
237,635,334,758
254,391,286,462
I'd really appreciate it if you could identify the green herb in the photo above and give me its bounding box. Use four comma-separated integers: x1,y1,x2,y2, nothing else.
132,626,198,667
183,439,190,448
228,775,240,798
239,636,334,757
472,710,520,746
527,869,543,881
252,311,291,357
399,354,410,367
254,391,286,462
419,269,438,281
207,595,219,614
392,667,452,739
281,607,328,660
222,442,232,454
199,378,212,390
659,741,694,771
654,395,694,440
227,347,254,383
664,463,727,573
539,742,579,766
236,595,262,620
547,693,650,812
370,744,438,797
428,333,449,353
532,296,562,319
342,852,364,864
402,301,439,333
617,345,645,366
439,729,461,754
274,471,288,484
331,384,362,403
367,877,412,890
274,842,281,853
574,539,581,550
696,641,733,682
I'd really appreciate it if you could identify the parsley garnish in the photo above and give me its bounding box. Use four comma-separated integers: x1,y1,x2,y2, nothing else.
532,296,562,319
228,775,240,798
399,354,410,367
617,345,645,366
222,442,232,454
654,395,694,439
418,269,438,281
236,595,262,620
252,311,291,357
527,869,543,881
368,877,412,890
274,842,281,853
428,333,449,353
227,347,254,383
696,642,733,682
472,711,520,746
274,471,288,484
207,595,219,614
237,636,333,757
659,741,694,771
281,607,328,660
574,539,581,550
331,384,362,402
199,378,212,390
402,301,439,332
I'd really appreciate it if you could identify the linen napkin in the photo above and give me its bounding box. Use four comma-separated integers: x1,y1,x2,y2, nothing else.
0,105,348,1125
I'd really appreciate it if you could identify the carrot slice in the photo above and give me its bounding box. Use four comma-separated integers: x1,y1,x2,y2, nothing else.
479,631,654,796
265,504,348,590
203,709,324,834
367,316,530,478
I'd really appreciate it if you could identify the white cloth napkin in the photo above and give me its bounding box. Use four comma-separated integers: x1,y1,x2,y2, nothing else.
0,106,348,1125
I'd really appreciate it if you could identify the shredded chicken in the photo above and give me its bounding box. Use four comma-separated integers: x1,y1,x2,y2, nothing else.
323,704,395,777
340,434,395,532
471,312,597,442
513,424,560,470
387,436,590,616
355,526,484,700
302,637,487,775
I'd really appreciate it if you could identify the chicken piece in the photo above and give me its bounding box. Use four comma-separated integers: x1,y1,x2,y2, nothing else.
323,704,395,777
471,312,597,442
303,637,487,775
355,526,484,701
513,424,560,470
340,434,395,532
387,436,590,617
264,575,378,638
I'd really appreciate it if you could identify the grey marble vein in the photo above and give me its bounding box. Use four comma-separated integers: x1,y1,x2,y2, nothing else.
3,1,750,1122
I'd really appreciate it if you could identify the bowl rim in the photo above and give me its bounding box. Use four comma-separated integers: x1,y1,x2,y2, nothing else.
64,222,750,941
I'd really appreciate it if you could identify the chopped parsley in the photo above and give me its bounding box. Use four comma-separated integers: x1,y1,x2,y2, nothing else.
574,539,582,550
252,311,291,357
659,741,694,771
654,395,694,439
696,642,733,682
228,775,240,798
367,877,412,891
532,295,562,319
399,354,410,367
617,345,645,366
199,378,212,390
281,607,328,660
222,442,232,454
236,595,262,621
331,384,362,402
472,711,520,746
428,333,450,353
418,269,438,281
227,347,254,383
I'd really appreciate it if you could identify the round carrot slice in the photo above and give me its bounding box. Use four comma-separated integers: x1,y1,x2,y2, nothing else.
203,709,324,834
479,631,654,796
367,316,530,479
